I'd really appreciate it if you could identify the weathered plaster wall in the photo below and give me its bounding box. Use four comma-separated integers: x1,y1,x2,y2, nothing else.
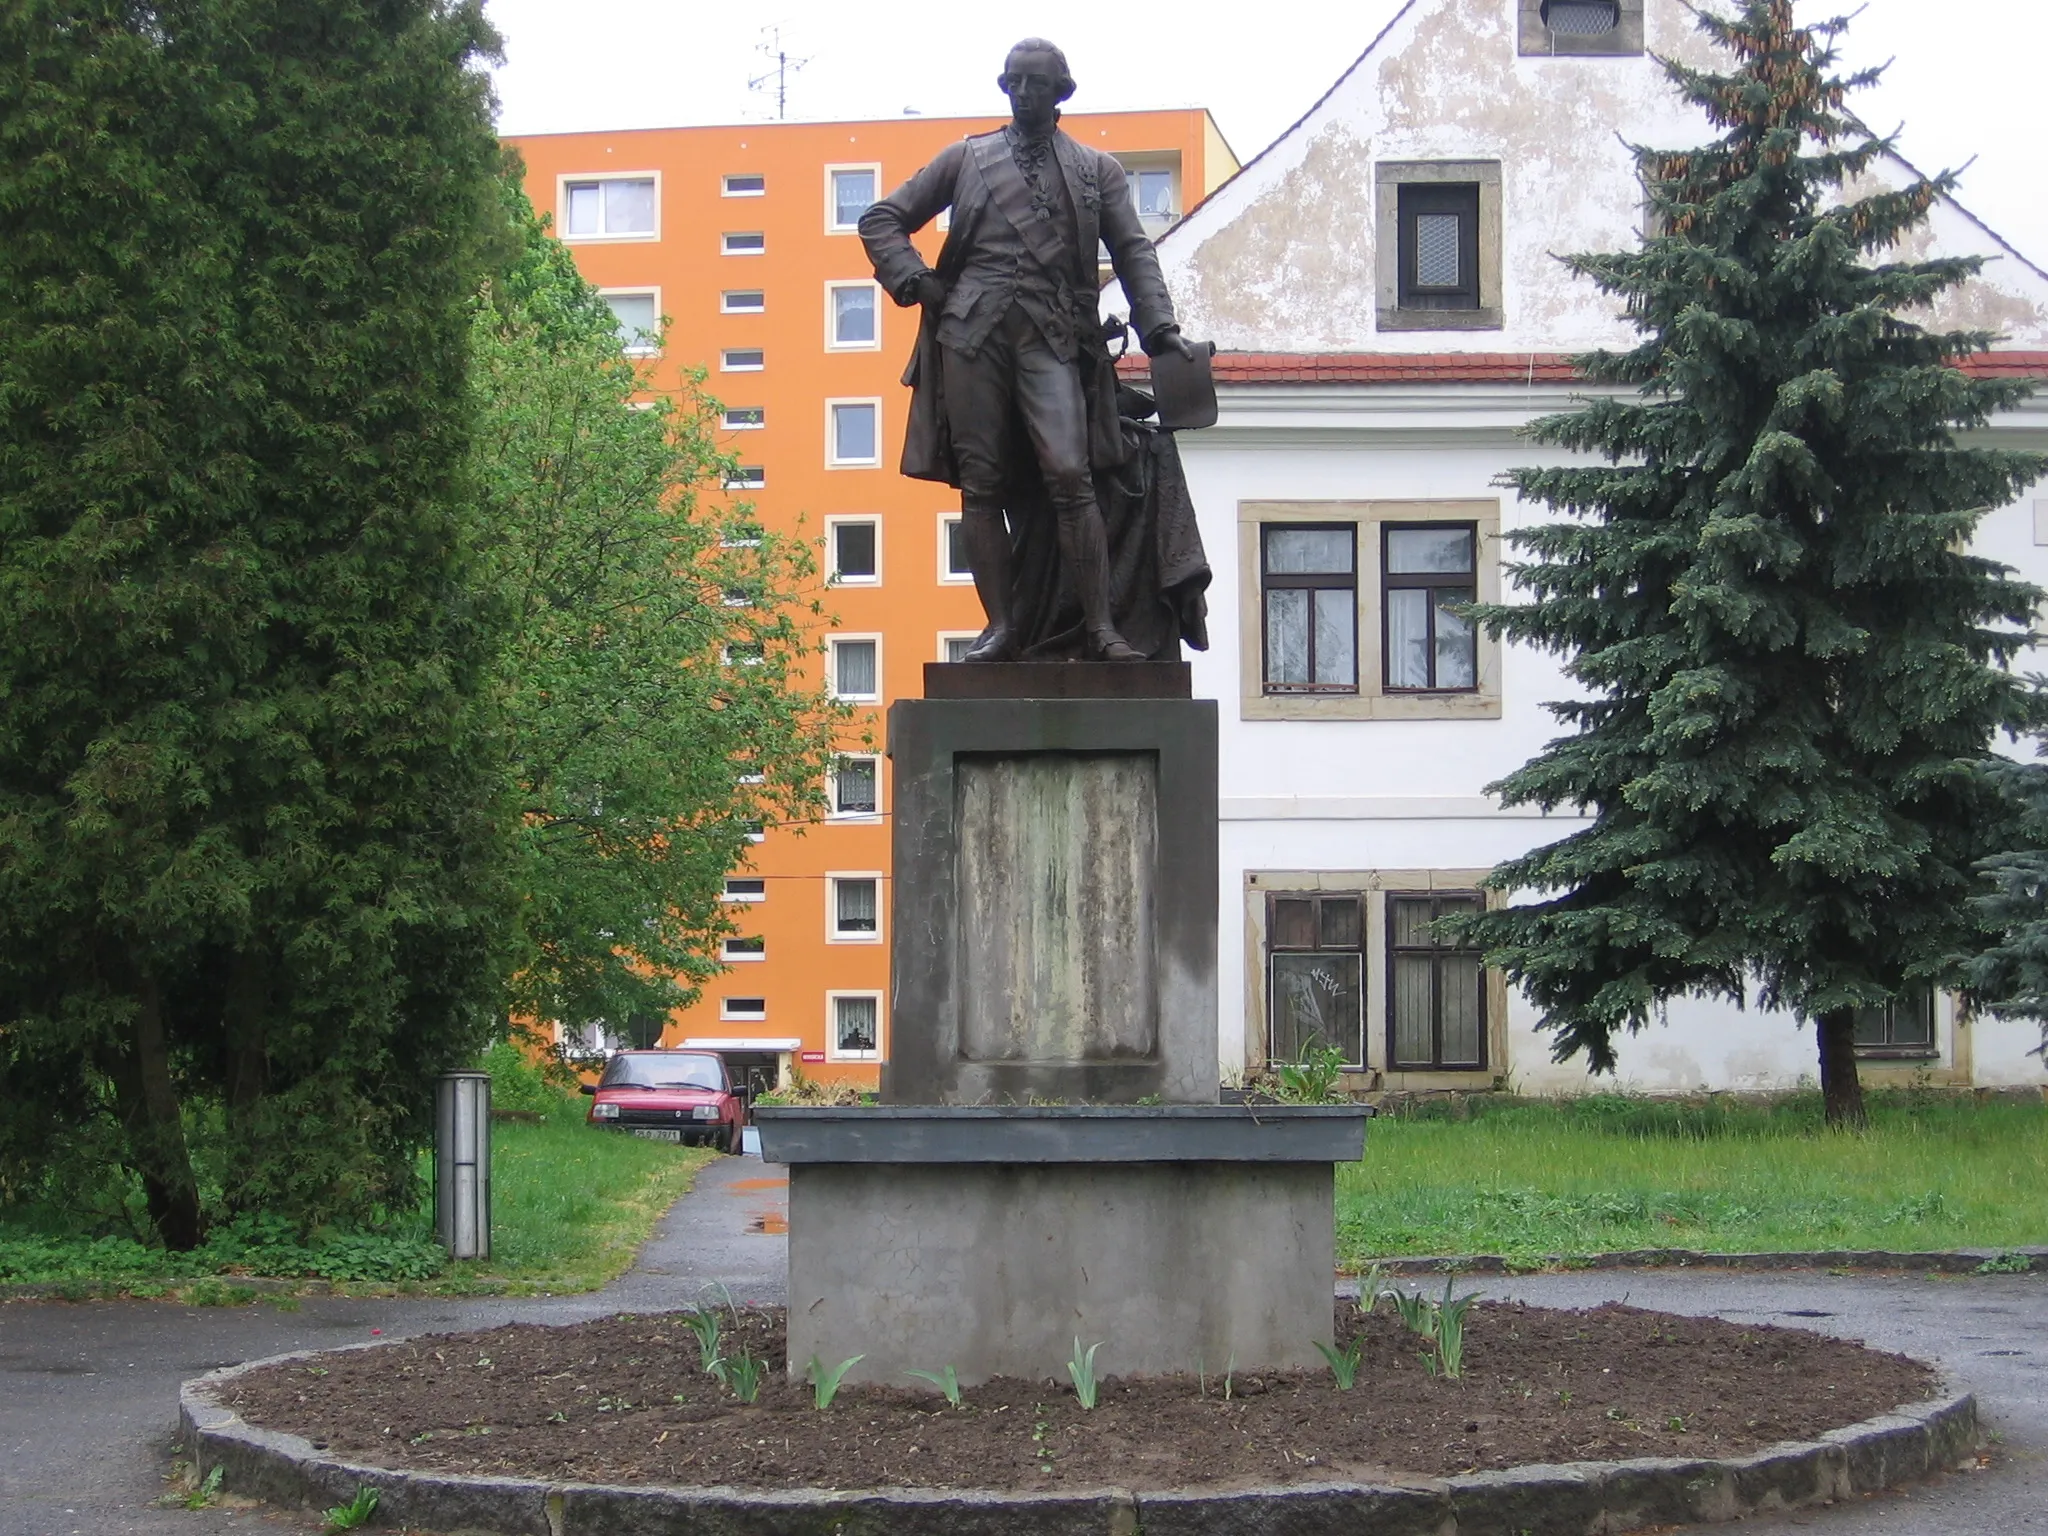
1143,0,2048,354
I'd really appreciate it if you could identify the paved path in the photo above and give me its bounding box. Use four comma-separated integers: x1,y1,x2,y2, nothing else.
6,1158,2043,1534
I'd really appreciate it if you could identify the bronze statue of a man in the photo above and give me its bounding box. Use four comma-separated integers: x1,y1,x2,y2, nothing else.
860,38,1198,663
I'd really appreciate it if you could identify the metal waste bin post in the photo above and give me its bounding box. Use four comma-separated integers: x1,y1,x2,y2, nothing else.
435,1071,491,1260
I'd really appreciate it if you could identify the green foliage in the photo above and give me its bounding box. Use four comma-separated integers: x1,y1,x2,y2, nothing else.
185,1466,224,1511
1275,1042,1349,1103
322,1485,380,1532
472,172,841,1036
1967,757,2048,1060
0,0,518,1246
906,1364,963,1406
477,1039,576,1117
1066,1337,1102,1409
712,1348,763,1403
1449,2,2045,1114
683,1306,724,1373
806,1353,864,1410
1313,1337,1363,1390
1976,1252,2035,1275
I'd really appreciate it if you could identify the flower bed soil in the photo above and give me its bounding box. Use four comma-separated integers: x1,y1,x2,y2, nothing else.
218,1302,1933,1494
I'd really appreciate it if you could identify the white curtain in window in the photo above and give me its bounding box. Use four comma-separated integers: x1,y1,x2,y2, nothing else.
1433,592,1476,688
1386,589,1431,688
1312,589,1355,686
835,640,877,696
833,286,877,344
836,996,878,1051
566,183,601,236
604,178,656,233
836,880,878,932
1265,589,1309,683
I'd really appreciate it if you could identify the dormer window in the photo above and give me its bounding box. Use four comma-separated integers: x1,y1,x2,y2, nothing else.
1519,0,1641,55
1376,161,1502,332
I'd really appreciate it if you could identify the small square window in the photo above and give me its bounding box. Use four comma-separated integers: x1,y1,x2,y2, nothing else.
940,516,972,582
830,756,879,817
724,878,766,902
828,283,879,348
722,290,766,314
1127,168,1175,218
941,634,977,664
722,935,766,962
601,292,659,354
829,167,878,231
721,349,765,372
831,520,879,583
830,877,880,940
723,407,766,430
722,173,766,196
721,997,767,1021
1383,524,1477,691
1853,988,1938,1058
830,993,881,1058
1519,0,1642,55
829,401,880,466
722,231,766,255
724,465,766,490
741,818,766,842
1261,524,1357,694
831,637,879,700
564,176,656,237
1397,184,1480,310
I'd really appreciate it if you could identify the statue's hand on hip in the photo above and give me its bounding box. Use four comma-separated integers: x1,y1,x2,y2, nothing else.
913,273,947,311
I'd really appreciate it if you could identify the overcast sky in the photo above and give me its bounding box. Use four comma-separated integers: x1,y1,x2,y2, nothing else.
486,1,2048,270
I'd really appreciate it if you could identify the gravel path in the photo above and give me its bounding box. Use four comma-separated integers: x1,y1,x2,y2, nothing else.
5,1155,2042,1534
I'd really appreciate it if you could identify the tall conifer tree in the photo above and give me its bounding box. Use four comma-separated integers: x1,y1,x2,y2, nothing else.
1457,0,2044,1127
0,0,512,1242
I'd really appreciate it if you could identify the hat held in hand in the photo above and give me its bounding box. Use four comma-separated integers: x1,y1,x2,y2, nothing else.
1150,339,1218,432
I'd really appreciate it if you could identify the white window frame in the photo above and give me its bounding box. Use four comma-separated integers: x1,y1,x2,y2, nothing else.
724,465,766,490
721,935,766,964
826,872,885,944
720,348,765,373
827,754,883,822
824,162,882,234
722,407,766,432
721,289,766,314
937,513,973,584
597,287,661,356
721,173,767,197
825,515,882,586
826,397,883,470
824,280,883,352
827,634,882,702
938,631,981,664
826,989,885,1061
721,231,767,256
720,997,768,1022
723,877,767,903
557,171,661,243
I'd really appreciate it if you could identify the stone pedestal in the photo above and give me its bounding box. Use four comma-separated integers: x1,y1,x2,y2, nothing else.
884,675,1217,1105
756,1105,1367,1387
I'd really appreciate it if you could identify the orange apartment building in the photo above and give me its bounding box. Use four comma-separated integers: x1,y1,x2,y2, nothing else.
507,109,1238,1089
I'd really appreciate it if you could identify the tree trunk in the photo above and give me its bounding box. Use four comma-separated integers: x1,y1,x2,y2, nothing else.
1816,1008,1868,1130
105,975,206,1250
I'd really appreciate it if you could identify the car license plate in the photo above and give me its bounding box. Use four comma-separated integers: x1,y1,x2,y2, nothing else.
631,1128,683,1143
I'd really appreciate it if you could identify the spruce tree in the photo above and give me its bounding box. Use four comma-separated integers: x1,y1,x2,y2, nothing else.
1456,0,2044,1127
0,0,513,1242
1965,758,2048,1061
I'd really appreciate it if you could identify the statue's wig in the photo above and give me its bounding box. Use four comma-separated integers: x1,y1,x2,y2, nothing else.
1002,38,1076,101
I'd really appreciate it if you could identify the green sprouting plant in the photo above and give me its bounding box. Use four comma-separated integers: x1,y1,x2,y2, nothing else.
682,1307,723,1373
1314,1337,1363,1390
1067,1337,1102,1409
1435,1279,1478,1380
322,1485,380,1532
1358,1262,1388,1314
905,1365,962,1407
1275,1041,1348,1103
1393,1286,1439,1340
712,1350,763,1403
183,1465,224,1510
1222,1352,1236,1403
1977,1252,2035,1275
808,1353,864,1410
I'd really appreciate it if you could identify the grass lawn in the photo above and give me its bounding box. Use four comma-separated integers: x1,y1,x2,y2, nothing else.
1338,1091,2048,1268
0,1094,714,1297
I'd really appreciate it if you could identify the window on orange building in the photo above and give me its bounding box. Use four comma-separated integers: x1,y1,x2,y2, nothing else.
565,176,656,237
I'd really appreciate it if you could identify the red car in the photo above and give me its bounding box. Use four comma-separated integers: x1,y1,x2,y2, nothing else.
581,1050,747,1153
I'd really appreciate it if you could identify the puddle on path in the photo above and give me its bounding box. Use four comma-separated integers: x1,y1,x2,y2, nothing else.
726,1176,787,1194
747,1211,789,1235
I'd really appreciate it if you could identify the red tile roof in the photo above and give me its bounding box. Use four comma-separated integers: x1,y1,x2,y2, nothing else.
1120,351,2048,385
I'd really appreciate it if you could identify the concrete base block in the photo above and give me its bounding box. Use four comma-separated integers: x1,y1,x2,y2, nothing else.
785,1160,1336,1386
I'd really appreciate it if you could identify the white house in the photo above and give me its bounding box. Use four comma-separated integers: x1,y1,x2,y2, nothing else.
1132,0,2048,1094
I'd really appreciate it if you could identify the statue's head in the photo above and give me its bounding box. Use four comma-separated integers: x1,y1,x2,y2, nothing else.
998,38,1074,130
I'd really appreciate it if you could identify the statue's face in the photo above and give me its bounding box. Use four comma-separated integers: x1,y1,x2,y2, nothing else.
999,48,1066,131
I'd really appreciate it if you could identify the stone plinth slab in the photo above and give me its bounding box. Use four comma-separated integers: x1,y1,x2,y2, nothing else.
753,1104,1370,1163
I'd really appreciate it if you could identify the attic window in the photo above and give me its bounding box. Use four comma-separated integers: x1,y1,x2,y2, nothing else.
1519,0,1641,55
1543,0,1618,34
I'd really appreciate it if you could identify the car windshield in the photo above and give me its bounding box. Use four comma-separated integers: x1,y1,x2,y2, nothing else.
599,1053,724,1091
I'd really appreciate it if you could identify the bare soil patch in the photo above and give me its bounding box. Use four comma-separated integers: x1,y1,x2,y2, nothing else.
219,1302,1933,1493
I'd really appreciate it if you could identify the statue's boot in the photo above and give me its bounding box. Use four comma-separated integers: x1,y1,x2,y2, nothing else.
1057,493,1144,663
959,500,1019,663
